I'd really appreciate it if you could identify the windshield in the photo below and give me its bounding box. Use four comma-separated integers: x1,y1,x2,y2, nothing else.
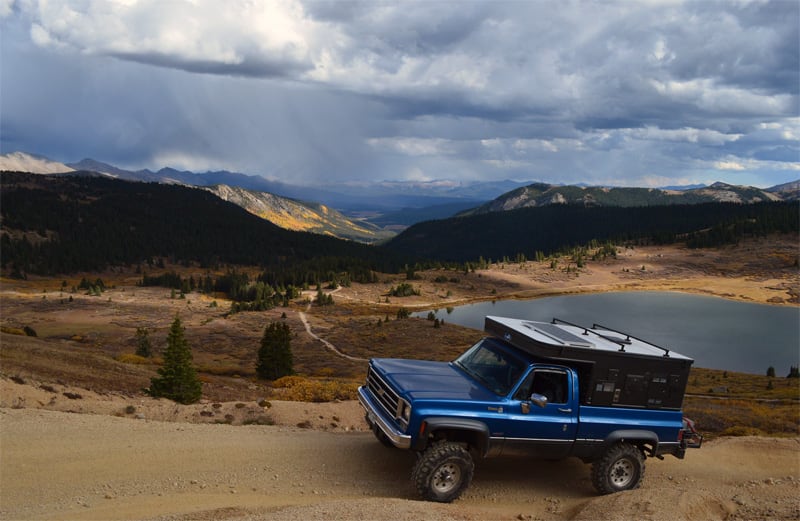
454,338,527,396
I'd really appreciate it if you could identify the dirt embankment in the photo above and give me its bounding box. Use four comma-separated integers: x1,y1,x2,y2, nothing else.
1,398,798,521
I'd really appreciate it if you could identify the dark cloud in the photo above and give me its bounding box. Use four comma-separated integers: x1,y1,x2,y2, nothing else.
107,50,313,79
1,0,797,188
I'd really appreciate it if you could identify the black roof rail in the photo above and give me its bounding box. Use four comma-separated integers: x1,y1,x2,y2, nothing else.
593,322,671,357
551,317,632,352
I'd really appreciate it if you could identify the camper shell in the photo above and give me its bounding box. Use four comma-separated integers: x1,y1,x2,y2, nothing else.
484,316,693,410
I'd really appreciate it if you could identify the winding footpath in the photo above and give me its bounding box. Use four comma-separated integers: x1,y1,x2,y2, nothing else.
298,302,366,362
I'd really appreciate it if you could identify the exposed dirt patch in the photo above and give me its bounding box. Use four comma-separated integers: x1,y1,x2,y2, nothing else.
1,403,798,521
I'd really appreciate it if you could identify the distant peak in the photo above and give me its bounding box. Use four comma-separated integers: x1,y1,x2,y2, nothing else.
708,181,735,189
0,151,74,174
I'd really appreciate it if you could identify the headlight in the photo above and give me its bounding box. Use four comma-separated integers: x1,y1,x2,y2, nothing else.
399,399,411,423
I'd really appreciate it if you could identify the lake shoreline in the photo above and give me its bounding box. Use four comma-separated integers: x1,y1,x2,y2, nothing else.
412,291,800,375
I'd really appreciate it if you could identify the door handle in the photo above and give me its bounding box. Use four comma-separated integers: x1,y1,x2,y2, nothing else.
558,408,572,413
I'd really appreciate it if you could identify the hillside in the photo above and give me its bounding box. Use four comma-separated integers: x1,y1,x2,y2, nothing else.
0,172,393,278
385,201,800,262
204,184,394,243
460,181,790,216
2,171,798,277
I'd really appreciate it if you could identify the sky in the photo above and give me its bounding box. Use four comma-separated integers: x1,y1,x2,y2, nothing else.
1,0,798,189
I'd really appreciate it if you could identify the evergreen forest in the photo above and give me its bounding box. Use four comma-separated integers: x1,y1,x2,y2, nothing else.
2,172,797,285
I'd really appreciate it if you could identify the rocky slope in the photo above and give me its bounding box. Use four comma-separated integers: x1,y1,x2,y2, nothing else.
461,181,790,216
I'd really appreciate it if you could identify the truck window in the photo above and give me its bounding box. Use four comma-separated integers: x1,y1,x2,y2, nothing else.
454,339,527,396
516,369,568,404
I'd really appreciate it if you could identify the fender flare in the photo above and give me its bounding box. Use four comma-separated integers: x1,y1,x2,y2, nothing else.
415,417,492,456
603,430,659,457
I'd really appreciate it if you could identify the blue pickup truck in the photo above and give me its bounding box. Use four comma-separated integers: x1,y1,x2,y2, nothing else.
359,316,703,502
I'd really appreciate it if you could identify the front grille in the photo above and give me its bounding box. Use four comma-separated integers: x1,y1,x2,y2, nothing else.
366,367,401,421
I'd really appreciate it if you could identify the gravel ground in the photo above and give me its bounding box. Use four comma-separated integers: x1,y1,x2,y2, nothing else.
2,405,798,521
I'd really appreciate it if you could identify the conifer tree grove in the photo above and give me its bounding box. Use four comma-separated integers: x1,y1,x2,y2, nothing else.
148,316,202,404
256,321,293,380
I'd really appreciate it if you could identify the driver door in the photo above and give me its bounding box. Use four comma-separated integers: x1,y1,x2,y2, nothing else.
499,368,577,458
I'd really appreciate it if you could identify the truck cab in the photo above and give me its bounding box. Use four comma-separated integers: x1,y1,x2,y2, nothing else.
359,317,702,502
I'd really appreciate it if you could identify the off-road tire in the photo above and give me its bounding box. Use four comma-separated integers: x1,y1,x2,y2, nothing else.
412,441,474,503
591,442,645,494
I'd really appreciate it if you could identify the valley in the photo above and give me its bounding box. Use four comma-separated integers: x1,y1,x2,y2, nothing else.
1,236,798,520
1,234,797,414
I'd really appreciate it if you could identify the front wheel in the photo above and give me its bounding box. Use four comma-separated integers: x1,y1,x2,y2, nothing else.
591,442,645,494
412,441,474,503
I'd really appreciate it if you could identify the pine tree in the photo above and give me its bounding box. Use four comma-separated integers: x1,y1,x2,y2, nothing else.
256,321,293,380
148,316,202,404
135,327,153,357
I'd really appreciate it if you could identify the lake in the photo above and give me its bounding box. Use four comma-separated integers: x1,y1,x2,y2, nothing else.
413,291,800,375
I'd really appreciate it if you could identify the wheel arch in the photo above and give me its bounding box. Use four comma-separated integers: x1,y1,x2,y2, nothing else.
415,417,492,457
602,430,659,458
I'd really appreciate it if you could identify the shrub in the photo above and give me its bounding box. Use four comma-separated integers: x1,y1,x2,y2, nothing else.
722,425,765,437
389,283,419,297
274,377,359,402
272,375,306,388
135,327,153,358
117,353,152,365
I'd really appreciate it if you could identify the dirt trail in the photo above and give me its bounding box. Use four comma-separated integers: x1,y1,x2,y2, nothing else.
298,305,367,362
1,407,798,521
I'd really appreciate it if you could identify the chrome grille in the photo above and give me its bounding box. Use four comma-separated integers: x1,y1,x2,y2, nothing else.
366,367,400,419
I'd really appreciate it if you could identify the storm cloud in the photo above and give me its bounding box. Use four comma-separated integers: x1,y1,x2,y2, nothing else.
1,0,798,187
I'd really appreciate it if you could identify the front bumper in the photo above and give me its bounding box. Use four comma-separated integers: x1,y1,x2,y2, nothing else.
358,385,412,449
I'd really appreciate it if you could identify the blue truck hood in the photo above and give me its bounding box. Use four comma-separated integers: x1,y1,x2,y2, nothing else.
371,358,498,402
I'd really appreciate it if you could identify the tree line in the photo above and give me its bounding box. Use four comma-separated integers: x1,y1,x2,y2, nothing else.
384,200,799,262
0,172,399,278
2,172,797,278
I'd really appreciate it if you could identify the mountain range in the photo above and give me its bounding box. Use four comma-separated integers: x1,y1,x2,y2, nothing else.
459,181,797,216
1,151,797,244
2,171,796,276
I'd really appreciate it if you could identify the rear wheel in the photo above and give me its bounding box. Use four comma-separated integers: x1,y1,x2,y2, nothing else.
591,443,645,494
412,441,474,503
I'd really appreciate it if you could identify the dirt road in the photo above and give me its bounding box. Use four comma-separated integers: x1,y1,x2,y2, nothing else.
2,407,798,521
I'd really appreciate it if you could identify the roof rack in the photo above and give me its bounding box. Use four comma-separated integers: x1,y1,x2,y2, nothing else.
592,322,672,358
551,318,670,356
551,318,631,352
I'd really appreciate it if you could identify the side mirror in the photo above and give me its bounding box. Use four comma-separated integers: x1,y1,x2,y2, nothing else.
530,393,548,408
